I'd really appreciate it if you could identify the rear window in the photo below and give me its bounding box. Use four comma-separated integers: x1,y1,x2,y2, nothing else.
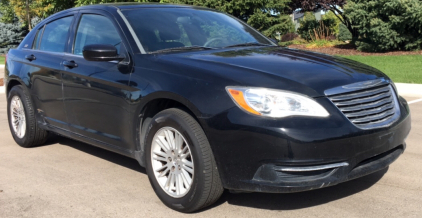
39,16,73,53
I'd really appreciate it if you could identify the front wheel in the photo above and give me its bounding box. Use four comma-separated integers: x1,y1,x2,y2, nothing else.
145,108,223,212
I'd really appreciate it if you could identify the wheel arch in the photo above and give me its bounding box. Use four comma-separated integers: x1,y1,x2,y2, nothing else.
134,92,205,167
6,79,26,97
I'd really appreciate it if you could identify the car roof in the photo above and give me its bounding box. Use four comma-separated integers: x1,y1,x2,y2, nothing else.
75,3,196,10
51,3,208,17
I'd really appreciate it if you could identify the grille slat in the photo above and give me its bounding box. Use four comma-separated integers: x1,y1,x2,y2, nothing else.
333,91,391,107
326,83,399,129
329,86,390,102
351,109,395,124
339,97,393,112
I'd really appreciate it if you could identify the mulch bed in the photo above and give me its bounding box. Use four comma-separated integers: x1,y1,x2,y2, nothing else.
288,44,422,56
0,78,4,86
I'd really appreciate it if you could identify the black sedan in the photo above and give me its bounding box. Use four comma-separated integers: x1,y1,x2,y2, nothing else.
5,3,411,213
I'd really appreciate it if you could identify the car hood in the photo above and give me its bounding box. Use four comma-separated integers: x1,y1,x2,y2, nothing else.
156,46,389,97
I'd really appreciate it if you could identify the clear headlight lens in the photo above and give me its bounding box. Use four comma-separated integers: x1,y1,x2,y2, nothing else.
226,87,329,118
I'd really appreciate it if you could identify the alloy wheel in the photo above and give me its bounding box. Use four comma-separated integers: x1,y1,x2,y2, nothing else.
150,127,194,198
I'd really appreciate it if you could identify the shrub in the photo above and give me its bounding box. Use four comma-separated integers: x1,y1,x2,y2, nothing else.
345,0,422,52
0,16,28,54
281,33,298,42
298,13,337,41
338,23,352,42
322,11,341,36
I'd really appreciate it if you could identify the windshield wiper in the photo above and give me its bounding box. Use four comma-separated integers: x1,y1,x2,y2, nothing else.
224,42,272,48
149,46,214,54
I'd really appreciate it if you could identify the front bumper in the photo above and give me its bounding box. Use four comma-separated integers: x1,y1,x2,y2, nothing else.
201,96,411,193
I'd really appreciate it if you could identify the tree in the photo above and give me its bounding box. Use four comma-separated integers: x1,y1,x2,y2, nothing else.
345,0,422,52
0,13,28,54
1,0,76,30
288,0,358,38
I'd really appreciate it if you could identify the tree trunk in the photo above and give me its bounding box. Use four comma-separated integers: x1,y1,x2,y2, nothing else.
26,0,32,31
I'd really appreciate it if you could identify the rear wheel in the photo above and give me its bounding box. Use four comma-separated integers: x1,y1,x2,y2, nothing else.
7,85,48,147
145,108,223,212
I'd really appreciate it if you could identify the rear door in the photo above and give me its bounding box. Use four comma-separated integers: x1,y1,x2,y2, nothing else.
19,14,75,130
62,10,134,151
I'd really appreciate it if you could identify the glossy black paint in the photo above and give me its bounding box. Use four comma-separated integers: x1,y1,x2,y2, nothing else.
5,4,411,193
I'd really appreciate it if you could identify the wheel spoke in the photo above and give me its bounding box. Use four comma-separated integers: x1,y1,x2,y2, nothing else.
182,159,193,168
175,133,183,153
181,169,192,186
164,130,175,150
158,167,170,178
156,136,170,152
176,174,182,195
182,164,193,174
165,172,174,191
155,164,168,173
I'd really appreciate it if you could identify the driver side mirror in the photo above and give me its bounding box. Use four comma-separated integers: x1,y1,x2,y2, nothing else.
83,44,125,62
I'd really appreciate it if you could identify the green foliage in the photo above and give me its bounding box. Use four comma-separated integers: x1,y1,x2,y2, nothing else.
0,15,28,54
345,0,422,52
338,23,352,41
248,12,294,38
297,15,318,41
0,0,15,23
303,12,316,22
322,11,340,36
298,12,338,42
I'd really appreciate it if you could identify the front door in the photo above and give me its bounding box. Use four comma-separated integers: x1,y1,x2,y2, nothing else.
62,12,134,151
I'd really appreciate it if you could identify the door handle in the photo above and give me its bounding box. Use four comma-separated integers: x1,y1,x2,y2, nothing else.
25,54,36,61
63,60,78,68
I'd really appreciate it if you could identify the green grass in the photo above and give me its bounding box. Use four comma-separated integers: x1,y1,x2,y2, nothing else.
341,55,422,84
0,56,4,65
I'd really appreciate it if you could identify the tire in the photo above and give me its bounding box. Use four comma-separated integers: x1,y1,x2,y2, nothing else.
7,85,48,148
145,108,223,213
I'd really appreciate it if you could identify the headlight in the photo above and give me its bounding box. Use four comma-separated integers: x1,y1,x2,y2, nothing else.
226,87,329,118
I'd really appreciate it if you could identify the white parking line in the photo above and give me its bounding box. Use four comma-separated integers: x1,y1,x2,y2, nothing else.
408,98,422,105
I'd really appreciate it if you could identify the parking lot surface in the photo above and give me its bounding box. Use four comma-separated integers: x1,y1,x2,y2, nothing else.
1,92,421,218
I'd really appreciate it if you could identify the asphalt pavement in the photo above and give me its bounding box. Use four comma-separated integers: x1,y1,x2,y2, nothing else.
1,91,421,217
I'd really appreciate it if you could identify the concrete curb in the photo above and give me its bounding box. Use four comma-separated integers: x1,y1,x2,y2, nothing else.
395,83,422,98
0,86,4,94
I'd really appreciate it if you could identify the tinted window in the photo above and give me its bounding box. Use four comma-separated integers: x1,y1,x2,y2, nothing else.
32,27,44,49
74,14,122,56
39,16,73,52
122,8,272,52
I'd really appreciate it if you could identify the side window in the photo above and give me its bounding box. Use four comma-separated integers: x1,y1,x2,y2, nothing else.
74,14,122,56
39,16,73,52
32,26,44,49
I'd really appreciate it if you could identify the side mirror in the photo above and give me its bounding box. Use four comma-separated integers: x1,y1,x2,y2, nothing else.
82,44,124,62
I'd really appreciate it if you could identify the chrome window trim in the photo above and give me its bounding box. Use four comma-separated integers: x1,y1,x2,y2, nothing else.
117,9,146,54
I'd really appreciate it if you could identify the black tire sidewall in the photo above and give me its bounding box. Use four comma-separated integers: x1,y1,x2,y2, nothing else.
145,111,207,212
7,86,33,147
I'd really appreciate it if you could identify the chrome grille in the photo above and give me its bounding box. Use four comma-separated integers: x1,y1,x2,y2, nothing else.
325,80,400,129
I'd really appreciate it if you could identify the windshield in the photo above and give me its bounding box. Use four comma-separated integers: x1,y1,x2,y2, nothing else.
121,8,273,53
